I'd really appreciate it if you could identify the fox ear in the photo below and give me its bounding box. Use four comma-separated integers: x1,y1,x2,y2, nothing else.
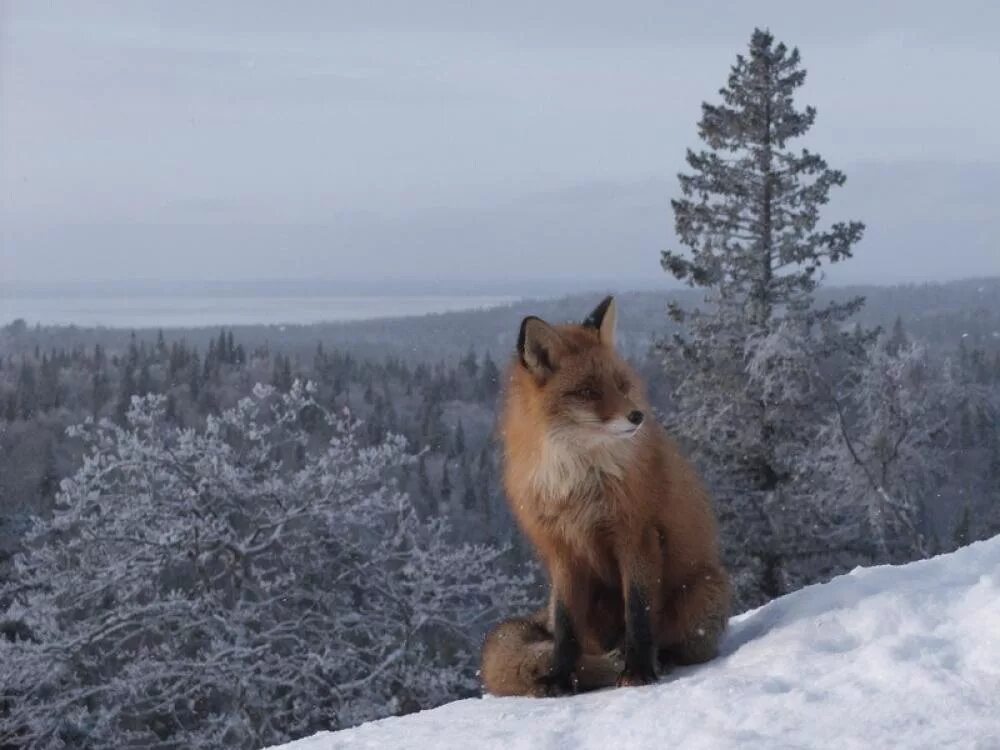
583,296,616,348
518,316,564,380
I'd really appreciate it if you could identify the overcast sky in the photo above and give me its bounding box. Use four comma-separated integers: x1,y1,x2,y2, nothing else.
2,1,999,291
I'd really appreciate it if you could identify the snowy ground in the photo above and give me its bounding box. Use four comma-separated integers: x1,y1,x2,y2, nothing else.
267,537,1000,750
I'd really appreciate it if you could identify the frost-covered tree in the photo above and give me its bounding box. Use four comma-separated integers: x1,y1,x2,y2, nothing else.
659,29,869,606
1,384,532,749
815,334,953,562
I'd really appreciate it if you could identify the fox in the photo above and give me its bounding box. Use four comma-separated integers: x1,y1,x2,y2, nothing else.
480,296,731,697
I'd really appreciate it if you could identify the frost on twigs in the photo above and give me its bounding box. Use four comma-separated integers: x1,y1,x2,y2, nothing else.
0,382,533,749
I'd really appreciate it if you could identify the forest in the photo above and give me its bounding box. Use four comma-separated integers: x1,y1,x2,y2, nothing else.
2,275,999,747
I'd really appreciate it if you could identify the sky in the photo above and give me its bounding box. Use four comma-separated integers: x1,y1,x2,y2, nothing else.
2,0,999,292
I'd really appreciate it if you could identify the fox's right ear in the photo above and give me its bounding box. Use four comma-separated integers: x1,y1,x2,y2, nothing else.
518,316,563,381
583,295,616,348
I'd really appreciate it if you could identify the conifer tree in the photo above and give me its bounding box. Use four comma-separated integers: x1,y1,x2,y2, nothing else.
116,363,136,423
37,439,60,507
417,453,432,501
662,28,865,490
886,316,907,356
478,355,500,401
660,29,868,605
452,420,466,458
460,348,479,378
90,370,110,419
440,462,453,511
460,456,477,511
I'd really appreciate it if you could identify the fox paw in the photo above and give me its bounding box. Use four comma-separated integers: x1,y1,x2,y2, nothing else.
616,664,657,688
535,670,579,697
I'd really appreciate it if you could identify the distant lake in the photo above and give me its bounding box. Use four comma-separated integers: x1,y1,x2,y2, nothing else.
0,295,518,329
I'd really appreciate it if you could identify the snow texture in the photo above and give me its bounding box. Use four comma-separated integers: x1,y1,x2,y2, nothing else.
266,536,1000,750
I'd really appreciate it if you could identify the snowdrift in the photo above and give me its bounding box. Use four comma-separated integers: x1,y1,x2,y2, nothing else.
267,537,1000,749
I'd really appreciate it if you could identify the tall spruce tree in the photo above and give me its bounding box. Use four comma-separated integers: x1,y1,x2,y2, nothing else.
660,29,868,606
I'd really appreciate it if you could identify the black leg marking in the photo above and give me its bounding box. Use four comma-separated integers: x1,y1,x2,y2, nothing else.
620,585,657,686
547,599,580,693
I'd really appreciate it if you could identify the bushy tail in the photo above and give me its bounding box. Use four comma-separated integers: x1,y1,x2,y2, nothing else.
480,610,621,697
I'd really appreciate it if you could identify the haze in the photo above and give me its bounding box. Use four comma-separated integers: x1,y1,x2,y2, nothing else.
2,1,999,292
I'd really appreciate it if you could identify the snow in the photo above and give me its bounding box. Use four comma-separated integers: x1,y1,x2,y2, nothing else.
266,537,1000,750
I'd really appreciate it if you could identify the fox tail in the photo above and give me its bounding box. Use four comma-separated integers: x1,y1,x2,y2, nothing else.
480,610,621,697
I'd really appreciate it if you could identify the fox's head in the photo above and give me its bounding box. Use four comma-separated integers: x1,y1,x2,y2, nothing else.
516,296,646,443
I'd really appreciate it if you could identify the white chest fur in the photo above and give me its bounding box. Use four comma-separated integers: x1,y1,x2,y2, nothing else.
529,432,633,507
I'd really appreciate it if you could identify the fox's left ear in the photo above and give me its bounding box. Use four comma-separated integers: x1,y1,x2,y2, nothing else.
583,295,616,348
518,316,564,381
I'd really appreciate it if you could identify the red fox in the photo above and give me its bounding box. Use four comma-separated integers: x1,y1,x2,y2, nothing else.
481,296,731,696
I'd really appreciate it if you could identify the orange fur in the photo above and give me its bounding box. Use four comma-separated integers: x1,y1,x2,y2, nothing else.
481,298,731,697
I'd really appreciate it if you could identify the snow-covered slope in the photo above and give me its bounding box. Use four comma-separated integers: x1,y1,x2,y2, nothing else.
268,538,1000,750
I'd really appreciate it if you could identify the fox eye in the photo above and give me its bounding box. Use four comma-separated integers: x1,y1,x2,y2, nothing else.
571,386,601,401
615,375,630,392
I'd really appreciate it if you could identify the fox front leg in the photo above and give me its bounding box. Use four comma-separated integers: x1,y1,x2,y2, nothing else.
542,557,592,694
616,532,659,687
543,598,580,694
617,584,657,687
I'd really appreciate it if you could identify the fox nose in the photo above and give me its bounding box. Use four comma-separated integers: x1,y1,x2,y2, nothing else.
627,410,644,426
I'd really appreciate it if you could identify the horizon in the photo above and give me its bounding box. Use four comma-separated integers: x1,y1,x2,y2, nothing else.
4,274,999,331
4,273,1000,299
